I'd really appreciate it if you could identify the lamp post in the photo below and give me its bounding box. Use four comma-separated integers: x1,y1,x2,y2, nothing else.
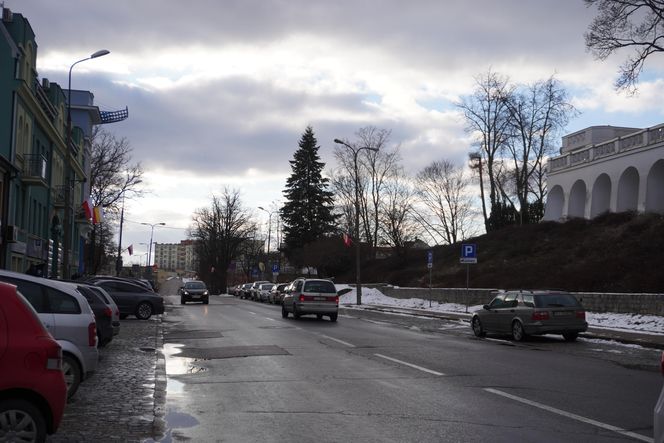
333,138,379,305
258,206,273,280
141,222,165,268
62,49,110,278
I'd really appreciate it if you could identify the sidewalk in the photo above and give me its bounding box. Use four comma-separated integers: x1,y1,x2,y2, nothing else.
343,304,664,350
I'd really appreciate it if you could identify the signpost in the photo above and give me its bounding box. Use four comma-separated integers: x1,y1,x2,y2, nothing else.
272,263,279,282
427,250,433,307
460,244,477,312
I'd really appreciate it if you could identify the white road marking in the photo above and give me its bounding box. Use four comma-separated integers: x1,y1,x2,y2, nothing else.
374,353,445,376
484,388,653,443
264,317,276,321
248,311,256,315
319,335,356,348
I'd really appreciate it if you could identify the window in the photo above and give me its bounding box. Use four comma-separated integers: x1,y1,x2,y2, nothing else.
46,287,81,314
534,293,580,308
0,278,46,313
488,294,505,309
522,294,535,307
504,293,518,308
304,280,336,293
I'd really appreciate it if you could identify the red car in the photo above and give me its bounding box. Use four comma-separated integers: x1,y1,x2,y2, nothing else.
0,281,67,441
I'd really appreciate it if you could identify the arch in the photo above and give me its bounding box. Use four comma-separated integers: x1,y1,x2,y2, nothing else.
568,180,587,218
617,167,639,212
590,174,612,218
544,185,564,221
645,159,664,213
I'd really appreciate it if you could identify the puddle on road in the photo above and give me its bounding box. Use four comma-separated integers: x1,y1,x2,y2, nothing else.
163,343,208,396
143,409,200,443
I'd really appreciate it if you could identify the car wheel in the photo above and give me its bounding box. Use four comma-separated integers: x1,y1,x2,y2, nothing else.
316,314,323,320
135,302,153,320
563,332,578,342
63,354,82,399
180,298,186,305
329,313,338,322
281,304,288,318
293,304,301,319
203,298,209,305
0,398,46,443
471,316,486,337
511,320,526,342
119,314,128,320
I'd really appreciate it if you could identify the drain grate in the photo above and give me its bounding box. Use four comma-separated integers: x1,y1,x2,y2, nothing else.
165,330,223,340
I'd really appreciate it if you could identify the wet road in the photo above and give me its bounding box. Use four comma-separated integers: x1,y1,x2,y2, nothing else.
157,288,660,442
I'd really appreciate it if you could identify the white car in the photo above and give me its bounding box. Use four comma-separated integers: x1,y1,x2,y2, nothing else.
0,270,99,399
655,351,664,443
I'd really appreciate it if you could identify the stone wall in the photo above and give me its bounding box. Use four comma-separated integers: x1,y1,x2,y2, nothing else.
377,286,664,316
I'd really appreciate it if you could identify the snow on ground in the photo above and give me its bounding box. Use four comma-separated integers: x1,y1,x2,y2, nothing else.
336,285,664,335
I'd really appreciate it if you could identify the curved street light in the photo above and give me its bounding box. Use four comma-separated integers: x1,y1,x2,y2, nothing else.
62,49,110,278
258,206,275,281
141,222,166,268
333,138,379,305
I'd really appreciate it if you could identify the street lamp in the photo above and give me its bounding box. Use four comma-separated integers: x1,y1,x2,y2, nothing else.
62,49,110,278
258,206,273,280
141,222,165,267
333,138,379,305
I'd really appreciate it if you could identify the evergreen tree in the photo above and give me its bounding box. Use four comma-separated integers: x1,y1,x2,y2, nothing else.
281,126,337,265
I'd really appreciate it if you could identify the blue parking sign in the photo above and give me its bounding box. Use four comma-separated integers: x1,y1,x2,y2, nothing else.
462,244,476,258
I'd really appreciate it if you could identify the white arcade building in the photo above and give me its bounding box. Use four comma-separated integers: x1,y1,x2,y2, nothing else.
544,123,664,221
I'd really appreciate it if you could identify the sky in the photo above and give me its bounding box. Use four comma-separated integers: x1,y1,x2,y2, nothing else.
8,0,664,266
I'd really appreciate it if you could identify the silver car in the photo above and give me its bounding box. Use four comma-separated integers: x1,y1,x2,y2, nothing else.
0,270,99,399
258,283,274,303
471,290,588,342
281,278,339,322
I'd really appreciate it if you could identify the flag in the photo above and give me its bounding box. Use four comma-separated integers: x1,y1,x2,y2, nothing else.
127,244,133,255
343,233,352,248
93,206,104,224
82,200,93,220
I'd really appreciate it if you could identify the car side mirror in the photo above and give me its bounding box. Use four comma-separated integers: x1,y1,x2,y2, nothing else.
483,304,490,310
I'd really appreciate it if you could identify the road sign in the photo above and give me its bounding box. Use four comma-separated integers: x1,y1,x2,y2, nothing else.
427,250,433,269
460,243,477,264
272,264,280,273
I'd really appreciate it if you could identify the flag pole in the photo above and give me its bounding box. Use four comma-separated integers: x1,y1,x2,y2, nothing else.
115,195,125,276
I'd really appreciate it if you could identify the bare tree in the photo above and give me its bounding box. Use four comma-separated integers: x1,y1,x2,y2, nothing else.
502,76,577,223
380,171,421,257
190,188,256,293
585,0,664,92
415,160,476,245
333,126,400,258
85,127,144,274
457,70,513,231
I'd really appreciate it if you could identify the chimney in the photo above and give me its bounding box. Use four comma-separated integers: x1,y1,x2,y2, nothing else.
2,7,13,23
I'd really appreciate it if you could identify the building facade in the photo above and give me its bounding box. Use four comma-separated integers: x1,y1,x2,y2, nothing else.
154,240,197,274
544,124,664,221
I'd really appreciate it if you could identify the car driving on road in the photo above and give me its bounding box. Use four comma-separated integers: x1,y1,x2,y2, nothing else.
180,280,209,304
282,278,339,322
471,290,588,341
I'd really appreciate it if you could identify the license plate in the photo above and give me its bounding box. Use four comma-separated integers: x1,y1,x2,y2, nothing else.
553,311,572,317
314,297,326,301
192,294,201,299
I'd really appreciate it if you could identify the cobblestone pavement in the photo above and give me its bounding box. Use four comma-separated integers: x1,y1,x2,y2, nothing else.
47,316,166,442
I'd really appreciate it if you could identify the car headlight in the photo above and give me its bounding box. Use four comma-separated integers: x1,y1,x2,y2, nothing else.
183,290,189,295
203,291,209,295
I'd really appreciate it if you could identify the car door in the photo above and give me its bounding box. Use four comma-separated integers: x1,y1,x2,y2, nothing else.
0,277,55,337
481,294,505,332
96,281,131,313
496,292,519,333
44,285,87,348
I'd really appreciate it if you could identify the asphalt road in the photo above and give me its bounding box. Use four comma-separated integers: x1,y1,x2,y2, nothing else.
157,285,661,442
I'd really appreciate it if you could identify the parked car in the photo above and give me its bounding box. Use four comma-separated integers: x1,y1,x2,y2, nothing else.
76,283,115,347
655,351,664,443
249,281,270,301
88,285,121,337
0,281,67,441
470,290,588,342
282,278,339,322
179,280,209,304
0,270,99,399
269,283,290,304
237,283,251,299
258,283,275,303
84,275,154,292
91,279,164,320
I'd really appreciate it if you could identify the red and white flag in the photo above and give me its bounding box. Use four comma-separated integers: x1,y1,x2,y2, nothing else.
343,233,352,248
127,244,133,255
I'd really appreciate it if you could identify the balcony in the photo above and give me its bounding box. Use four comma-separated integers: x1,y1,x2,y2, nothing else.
548,123,664,174
21,154,48,187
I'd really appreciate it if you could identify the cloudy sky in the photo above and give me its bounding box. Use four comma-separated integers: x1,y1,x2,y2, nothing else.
8,0,664,265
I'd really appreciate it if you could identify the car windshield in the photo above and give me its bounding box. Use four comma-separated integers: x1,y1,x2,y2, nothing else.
303,280,336,293
185,281,206,289
534,293,581,308
261,284,274,290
